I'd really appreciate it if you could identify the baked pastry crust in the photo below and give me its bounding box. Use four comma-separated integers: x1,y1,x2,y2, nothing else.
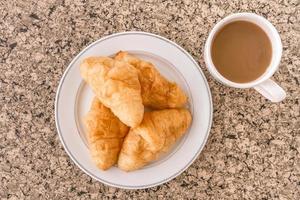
84,98,129,170
114,51,187,109
80,56,144,127
118,108,192,171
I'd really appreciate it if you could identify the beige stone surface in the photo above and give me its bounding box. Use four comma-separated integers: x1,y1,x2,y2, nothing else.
0,0,299,199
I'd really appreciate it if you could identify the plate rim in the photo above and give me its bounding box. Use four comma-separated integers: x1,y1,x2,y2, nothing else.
55,31,213,189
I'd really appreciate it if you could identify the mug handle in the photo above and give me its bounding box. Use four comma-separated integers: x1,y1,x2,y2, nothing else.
254,79,286,102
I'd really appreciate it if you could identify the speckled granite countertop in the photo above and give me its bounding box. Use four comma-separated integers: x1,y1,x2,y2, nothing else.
1,0,299,199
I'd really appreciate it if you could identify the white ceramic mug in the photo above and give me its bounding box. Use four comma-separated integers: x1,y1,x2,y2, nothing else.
204,13,286,102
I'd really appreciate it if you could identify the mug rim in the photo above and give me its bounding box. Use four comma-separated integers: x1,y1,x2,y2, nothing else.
204,12,282,88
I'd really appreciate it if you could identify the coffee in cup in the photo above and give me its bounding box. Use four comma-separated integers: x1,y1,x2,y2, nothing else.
204,13,286,102
211,20,272,83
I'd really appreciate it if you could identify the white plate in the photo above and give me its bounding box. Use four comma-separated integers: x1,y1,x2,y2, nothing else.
55,32,213,189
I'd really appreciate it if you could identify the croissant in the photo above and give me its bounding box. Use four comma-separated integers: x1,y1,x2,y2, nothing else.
84,98,129,170
80,57,144,127
114,51,187,109
118,109,192,171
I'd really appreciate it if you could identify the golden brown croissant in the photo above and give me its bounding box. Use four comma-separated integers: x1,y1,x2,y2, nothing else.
80,57,144,127
84,98,129,170
114,51,187,109
118,109,192,171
